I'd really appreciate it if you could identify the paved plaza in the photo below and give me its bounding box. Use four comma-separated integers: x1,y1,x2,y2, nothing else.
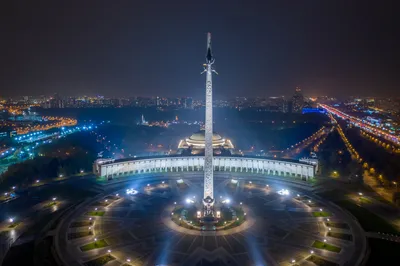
55,175,366,266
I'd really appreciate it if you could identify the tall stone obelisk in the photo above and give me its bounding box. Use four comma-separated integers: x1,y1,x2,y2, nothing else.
202,33,216,215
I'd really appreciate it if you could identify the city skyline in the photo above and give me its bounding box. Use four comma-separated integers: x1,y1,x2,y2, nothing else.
0,1,398,98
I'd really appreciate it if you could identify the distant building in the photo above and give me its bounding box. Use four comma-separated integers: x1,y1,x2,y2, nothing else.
292,87,304,113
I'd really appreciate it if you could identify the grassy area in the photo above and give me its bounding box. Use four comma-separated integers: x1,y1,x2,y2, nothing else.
312,240,341,253
325,222,349,229
8,222,21,229
68,231,93,240
84,254,115,266
86,211,105,216
70,221,92,228
366,239,400,265
80,239,109,251
327,232,353,241
335,200,399,234
91,202,109,207
44,201,57,208
312,211,331,217
306,255,339,266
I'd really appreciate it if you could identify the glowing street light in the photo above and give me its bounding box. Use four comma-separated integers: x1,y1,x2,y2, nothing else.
52,197,57,201
9,218,14,223
126,259,131,262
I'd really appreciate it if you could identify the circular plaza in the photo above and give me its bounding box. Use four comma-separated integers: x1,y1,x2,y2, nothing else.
54,173,366,266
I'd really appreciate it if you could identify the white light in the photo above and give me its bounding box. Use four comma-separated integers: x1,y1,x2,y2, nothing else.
186,198,194,204
115,194,119,197
174,202,176,205
171,212,174,215
291,259,296,263
126,188,138,195
323,239,327,242
107,249,111,253
94,238,97,241
95,208,98,211
249,181,252,184
222,198,230,204
310,250,314,254
147,184,150,187
240,202,242,205
9,218,14,223
52,197,57,201
36,180,40,183
162,181,165,184
320,208,323,211
231,179,238,184
89,217,92,220
277,189,290,196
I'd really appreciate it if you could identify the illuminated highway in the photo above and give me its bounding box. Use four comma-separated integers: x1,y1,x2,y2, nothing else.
319,104,400,146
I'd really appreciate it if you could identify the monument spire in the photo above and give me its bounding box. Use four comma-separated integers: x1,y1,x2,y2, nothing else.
202,32,217,215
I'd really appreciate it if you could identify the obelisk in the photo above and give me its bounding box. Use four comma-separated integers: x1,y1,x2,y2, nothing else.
202,33,216,215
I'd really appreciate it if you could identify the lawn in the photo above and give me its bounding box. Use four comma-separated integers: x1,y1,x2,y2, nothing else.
335,200,399,234
70,221,92,228
325,222,349,229
44,201,57,208
8,222,21,229
84,254,115,266
68,231,93,240
80,239,109,251
327,232,353,241
86,211,105,216
312,240,341,253
306,255,339,266
312,211,331,217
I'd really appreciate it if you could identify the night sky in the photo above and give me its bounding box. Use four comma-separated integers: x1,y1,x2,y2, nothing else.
0,1,398,98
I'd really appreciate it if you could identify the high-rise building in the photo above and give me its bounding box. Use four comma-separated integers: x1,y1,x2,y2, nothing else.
292,87,304,113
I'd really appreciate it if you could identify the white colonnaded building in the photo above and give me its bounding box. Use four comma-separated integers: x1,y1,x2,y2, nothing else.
93,155,315,181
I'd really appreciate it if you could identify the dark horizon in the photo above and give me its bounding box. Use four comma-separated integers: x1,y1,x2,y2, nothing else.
0,1,398,98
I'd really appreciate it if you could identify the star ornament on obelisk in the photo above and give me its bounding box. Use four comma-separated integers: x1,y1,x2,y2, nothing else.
201,33,218,216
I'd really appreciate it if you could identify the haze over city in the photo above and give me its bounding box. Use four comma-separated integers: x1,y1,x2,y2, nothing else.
0,0,398,98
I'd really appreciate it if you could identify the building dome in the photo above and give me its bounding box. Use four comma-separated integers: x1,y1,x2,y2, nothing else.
178,130,234,151
184,130,225,148
188,130,223,142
